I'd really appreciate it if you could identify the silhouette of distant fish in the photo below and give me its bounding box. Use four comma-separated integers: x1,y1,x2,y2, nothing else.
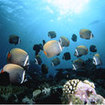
48,31,56,39
43,40,46,46
71,34,77,42
90,45,97,52
33,44,43,56
89,20,100,25
9,35,21,45
62,52,71,60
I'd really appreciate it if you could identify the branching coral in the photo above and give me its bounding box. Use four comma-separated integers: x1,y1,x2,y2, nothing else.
62,79,105,104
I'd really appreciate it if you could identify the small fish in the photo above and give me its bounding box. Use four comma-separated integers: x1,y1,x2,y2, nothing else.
59,36,70,47
89,20,100,25
74,45,88,57
48,31,56,39
72,58,85,70
41,64,48,74
62,52,71,60
9,35,21,45
93,53,102,66
1,64,26,84
33,44,43,56
42,40,46,46
35,55,42,65
51,57,60,66
79,29,94,39
71,34,77,42
7,48,29,67
43,40,62,58
90,45,97,52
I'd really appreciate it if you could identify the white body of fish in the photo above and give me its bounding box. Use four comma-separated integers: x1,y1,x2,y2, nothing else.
44,40,62,58
93,56,102,65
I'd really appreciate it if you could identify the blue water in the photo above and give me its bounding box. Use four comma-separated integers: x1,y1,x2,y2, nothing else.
0,0,105,75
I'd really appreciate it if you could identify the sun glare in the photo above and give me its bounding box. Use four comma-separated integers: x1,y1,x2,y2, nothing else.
45,0,89,15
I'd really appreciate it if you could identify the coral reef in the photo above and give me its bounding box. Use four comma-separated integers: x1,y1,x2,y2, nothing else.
0,58,105,104
0,85,27,103
62,79,105,104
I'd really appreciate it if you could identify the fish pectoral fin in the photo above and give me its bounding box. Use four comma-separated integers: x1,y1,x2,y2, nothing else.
1,69,4,73
7,53,11,59
44,51,47,56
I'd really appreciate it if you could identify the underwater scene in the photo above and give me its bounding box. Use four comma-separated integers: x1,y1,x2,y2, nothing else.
0,0,105,104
